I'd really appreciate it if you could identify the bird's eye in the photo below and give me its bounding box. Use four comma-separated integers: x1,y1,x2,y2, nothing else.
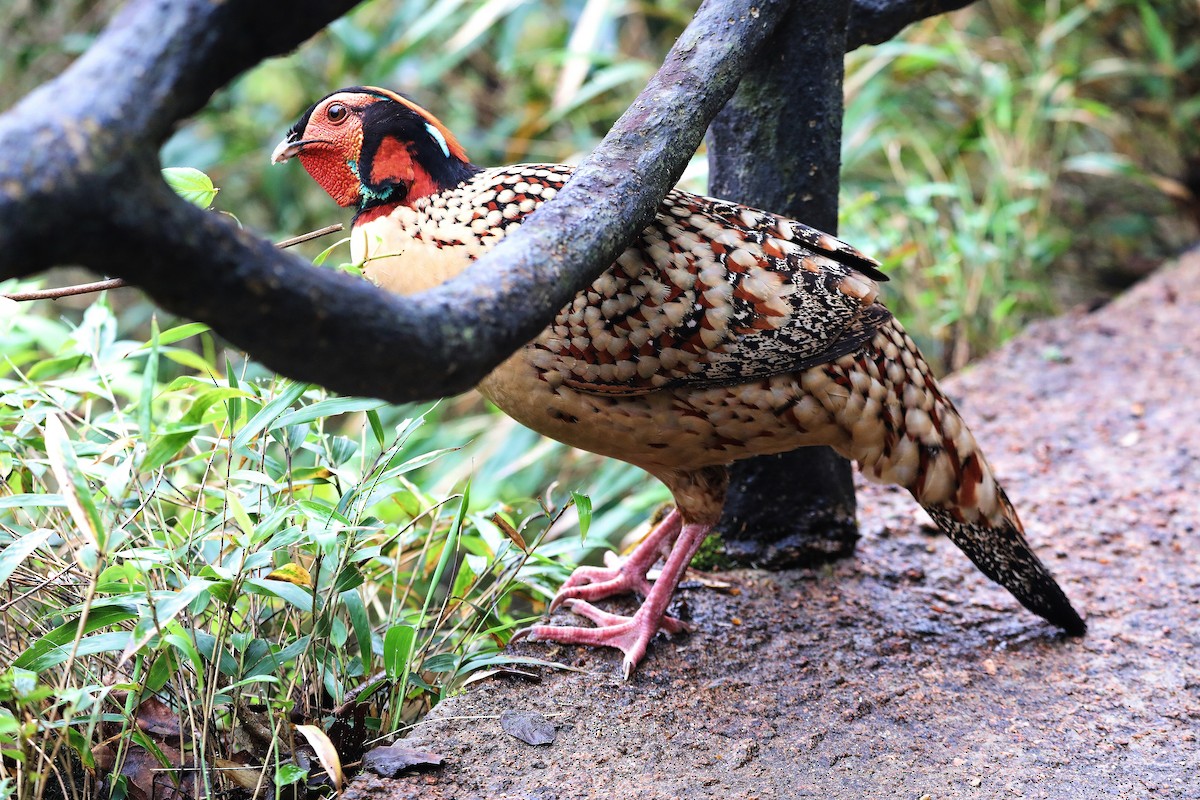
327,103,348,123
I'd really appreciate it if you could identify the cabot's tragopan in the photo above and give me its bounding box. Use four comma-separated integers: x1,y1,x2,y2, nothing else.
274,86,1085,678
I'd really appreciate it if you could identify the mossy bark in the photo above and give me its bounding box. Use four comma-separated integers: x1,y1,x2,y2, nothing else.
708,0,860,566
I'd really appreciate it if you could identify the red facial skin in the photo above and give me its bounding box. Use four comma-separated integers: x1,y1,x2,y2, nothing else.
289,89,470,210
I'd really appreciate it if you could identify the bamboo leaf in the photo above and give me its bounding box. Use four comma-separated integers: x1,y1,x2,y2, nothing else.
119,579,215,663
231,381,310,452
570,491,592,543
383,624,416,680
0,528,54,585
342,590,372,667
0,494,66,509
270,397,387,431
44,414,106,553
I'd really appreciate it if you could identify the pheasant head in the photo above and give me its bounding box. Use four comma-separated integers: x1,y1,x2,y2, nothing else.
271,86,477,213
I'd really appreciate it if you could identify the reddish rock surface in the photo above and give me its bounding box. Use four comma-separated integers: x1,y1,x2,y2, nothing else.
346,251,1200,799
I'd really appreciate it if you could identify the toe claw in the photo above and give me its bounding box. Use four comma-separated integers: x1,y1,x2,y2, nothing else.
547,564,655,612
514,598,688,678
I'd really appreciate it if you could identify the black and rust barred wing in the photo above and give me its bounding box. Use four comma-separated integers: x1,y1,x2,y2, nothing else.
524,183,893,395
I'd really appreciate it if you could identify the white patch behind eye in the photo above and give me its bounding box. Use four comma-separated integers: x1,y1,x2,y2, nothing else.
425,123,451,158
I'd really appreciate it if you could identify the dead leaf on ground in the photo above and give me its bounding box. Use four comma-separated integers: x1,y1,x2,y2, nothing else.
135,696,181,737
93,739,193,800
214,758,266,792
361,742,445,777
500,710,556,746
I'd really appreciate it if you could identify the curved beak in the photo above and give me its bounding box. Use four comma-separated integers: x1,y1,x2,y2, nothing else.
271,135,318,165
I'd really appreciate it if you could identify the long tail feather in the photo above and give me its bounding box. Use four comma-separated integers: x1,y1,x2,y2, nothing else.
925,499,1085,634
835,316,1085,634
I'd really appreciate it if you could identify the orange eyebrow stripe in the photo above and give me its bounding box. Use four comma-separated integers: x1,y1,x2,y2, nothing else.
363,86,470,163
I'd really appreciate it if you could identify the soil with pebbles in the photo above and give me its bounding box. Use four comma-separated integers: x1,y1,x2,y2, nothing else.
346,250,1200,800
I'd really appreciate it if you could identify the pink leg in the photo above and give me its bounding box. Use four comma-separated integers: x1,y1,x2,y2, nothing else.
521,521,712,679
548,509,683,611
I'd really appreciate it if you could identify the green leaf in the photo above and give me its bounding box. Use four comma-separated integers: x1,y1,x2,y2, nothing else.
162,631,203,675
231,381,311,452
131,321,211,348
570,491,592,543
160,347,220,373
365,409,387,448
226,492,256,539
271,396,388,431
144,648,179,694
138,318,160,439
383,624,416,681
119,579,215,662
244,635,311,678
144,387,250,470
329,435,358,466
421,652,460,673
16,630,133,672
66,727,96,768
372,447,461,485
332,565,365,594
162,167,218,209
0,494,67,509
44,414,106,552
342,590,372,667
190,631,240,676
419,486,469,628
0,528,54,585
13,606,137,670
244,578,314,612
26,354,86,381
312,237,351,266
275,763,308,788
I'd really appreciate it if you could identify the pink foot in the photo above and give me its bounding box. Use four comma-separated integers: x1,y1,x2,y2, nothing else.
518,520,712,678
548,509,683,611
522,599,688,679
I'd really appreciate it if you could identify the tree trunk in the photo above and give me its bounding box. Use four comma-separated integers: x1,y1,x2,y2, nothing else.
708,0,859,567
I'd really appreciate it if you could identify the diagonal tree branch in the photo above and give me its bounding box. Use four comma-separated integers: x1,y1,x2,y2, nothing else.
0,0,795,403
0,0,361,270
0,0,974,405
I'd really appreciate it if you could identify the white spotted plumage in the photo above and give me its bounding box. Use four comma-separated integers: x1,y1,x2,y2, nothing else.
279,95,1085,676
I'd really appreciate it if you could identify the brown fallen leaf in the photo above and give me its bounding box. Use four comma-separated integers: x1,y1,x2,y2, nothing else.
135,697,181,738
361,742,445,777
500,710,556,746
215,758,266,792
93,739,193,800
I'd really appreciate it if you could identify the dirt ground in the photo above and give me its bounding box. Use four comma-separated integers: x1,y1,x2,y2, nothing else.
346,250,1200,800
